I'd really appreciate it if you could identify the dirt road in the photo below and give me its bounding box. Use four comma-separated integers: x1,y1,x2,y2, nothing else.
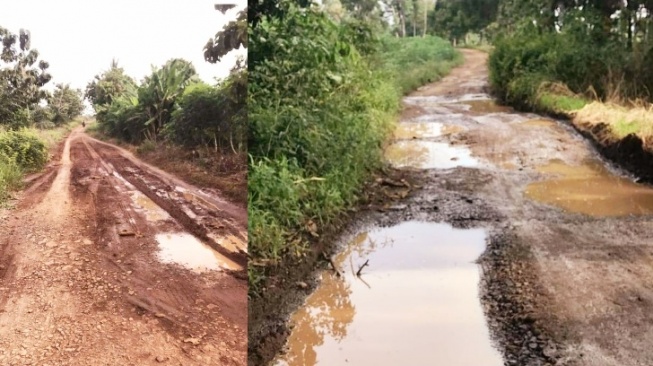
267,49,653,366
0,127,247,365
407,49,653,365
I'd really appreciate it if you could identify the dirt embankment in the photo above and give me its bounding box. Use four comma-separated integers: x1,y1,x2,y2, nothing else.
570,120,653,183
0,127,247,365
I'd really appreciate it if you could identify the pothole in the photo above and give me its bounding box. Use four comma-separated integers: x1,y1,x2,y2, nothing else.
129,191,170,222
525,158,653,216
385,141,479,169
155,232,241,272
274,221,503,366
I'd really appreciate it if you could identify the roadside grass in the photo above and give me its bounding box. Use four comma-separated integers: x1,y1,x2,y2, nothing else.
574,102,653,140
34,118,82,150
0,159,22,202
0,120,79,204
380,35,464,94
536,92,588,114
248,7,462,296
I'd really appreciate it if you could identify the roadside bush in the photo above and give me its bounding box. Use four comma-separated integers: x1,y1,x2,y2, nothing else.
167,77,246,152
248,4,460,289
0,129,49,172
489,29,646,110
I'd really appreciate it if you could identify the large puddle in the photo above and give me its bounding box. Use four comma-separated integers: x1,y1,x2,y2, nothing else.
393,122,466,140
274,222,503,366
156,232,241,272
525,159,653,216
385,141,479,169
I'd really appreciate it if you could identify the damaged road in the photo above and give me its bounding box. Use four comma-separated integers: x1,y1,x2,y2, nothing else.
0,127,247,365
268,49,653,366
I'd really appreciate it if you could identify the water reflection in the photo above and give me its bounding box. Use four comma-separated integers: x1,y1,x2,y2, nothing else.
275,222,503,366
385,141,479,169
525,158,653,216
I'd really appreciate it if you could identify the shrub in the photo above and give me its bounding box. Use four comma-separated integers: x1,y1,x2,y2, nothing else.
248,4,460,290
0,157,22,201
0,129,49,172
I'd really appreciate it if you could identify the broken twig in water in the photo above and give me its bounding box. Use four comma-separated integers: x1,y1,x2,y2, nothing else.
356,274,371,289
356,259,369,277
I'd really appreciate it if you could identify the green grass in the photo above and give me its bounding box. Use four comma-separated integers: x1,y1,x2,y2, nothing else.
380,35,464,94
0,158,22,202
612,118,646,137
536,92,588,113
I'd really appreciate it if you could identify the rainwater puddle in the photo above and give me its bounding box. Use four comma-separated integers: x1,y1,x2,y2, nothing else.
129,191,169,222
385,141,479,169
155,233,241,272
457,99,513,114
394,122,443,139
525,159,653,216
274,221,503,366
520,118,557,128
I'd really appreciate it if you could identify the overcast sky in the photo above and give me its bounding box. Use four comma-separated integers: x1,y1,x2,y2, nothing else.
0,0,246,93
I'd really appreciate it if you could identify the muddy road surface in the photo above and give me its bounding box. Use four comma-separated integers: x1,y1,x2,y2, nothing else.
0,127,247,365
271,49,653,366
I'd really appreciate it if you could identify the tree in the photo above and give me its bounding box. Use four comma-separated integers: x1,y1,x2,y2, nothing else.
204,8,247,63
0,27,52,128
85,60,137,110
138,59,199,140
48,84,84,124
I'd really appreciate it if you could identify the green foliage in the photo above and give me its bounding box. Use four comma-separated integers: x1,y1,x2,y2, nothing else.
488,30,636,109
536,92,587,113
248,3,460,291
138,59,199,140
48,84,84,124
0,129,48,172
167,70,246,152
31,104,53,124
85,60,137,110
431,0,500,43
205,8,247,63
0,157,21,202
379,35,463,93
0,27,52,127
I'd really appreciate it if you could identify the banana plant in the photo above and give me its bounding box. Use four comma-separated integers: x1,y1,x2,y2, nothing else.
138,59,198,141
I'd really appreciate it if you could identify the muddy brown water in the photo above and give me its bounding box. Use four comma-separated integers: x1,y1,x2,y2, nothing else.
526,158,653,216
273,222,503,366
385,141,479,169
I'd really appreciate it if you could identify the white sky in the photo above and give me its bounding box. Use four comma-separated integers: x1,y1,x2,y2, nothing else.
0,0,246,93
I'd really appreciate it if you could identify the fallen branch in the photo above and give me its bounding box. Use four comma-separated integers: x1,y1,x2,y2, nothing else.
356,259,369,277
